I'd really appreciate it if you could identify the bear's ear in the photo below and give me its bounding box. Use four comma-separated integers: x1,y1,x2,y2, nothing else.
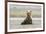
27,10,32,13
28,10,30,12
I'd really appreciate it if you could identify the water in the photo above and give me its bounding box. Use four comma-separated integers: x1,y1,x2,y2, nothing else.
9,18,41,29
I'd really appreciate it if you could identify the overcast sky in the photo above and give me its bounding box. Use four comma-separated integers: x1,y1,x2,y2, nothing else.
10,4,41,12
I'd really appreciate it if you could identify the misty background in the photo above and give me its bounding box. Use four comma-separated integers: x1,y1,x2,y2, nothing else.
9,4,41,18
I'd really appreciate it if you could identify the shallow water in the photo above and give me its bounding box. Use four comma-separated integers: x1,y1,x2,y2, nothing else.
9,18,41,29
